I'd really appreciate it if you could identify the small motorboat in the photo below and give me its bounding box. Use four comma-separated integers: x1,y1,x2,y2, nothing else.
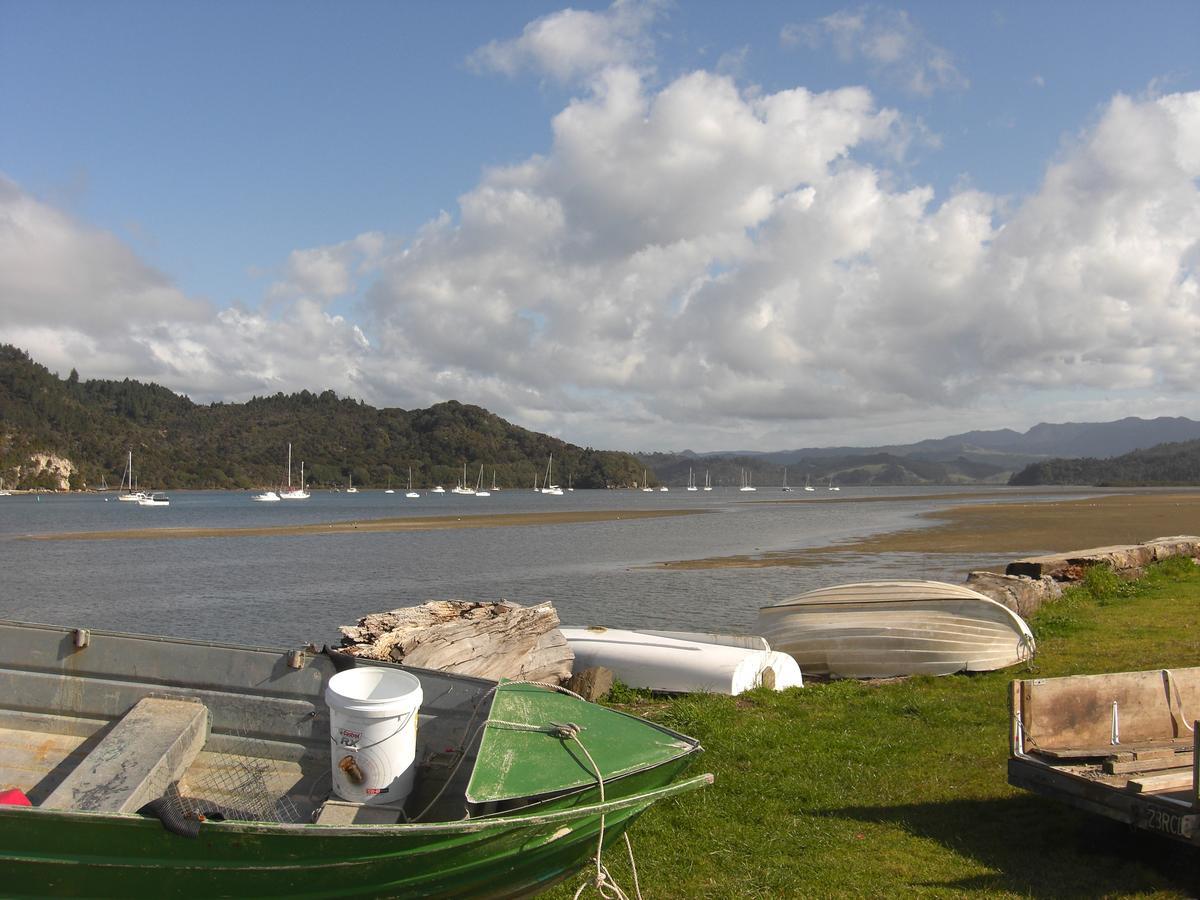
137,493,170,507
0,619,709,897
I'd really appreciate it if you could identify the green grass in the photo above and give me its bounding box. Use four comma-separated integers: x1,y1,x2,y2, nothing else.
551,559,1200,898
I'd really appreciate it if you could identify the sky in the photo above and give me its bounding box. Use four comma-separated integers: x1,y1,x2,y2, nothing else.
2,1,1199,452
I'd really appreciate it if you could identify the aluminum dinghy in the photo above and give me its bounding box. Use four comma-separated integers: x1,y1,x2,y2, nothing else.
756,580,1035,679
562,626,803,694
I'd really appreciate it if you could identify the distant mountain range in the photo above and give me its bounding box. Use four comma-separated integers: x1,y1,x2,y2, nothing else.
641,417,1200,487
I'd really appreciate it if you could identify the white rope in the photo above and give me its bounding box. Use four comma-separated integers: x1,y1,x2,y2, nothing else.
409,680,646,899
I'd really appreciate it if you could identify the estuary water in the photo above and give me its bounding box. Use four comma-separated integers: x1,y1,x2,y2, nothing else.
0,485,1071,649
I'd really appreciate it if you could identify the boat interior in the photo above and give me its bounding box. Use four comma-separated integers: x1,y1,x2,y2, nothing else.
1013,666,1200,807
0,621,497,827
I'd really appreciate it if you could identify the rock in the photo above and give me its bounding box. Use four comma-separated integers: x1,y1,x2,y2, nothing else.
566,666,614,702
965,571,1062,618
1006,536,1200,581
339,600,573,684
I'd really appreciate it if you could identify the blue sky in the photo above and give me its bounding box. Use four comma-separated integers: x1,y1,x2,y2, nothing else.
2,1,1199,450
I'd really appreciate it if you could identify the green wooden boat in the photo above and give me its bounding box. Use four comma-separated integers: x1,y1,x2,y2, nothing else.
0,620,709,897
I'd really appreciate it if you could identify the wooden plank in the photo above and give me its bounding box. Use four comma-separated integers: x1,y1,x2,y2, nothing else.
1105,754,1194,775
1126,769,1195,794
314,799,407,825
42,697,209,813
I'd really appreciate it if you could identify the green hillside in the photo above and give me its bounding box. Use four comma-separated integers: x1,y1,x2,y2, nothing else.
0,345,645,490
1009,438,1200,485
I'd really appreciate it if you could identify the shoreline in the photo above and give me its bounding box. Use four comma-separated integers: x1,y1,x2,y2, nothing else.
659,491,1200,569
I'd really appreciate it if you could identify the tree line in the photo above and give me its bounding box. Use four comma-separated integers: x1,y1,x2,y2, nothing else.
0,345,646,490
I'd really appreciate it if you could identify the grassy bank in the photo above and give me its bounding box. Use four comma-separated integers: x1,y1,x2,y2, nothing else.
554,558,1200,898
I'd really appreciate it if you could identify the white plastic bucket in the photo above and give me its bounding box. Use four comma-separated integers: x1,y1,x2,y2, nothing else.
325,667,423,805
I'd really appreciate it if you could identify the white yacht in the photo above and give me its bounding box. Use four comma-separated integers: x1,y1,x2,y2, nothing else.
278,446,310,499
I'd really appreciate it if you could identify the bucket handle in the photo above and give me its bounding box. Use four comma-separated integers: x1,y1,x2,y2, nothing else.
332,709,417,753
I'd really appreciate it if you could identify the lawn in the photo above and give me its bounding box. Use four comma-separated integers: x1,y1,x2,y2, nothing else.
551,558,1200,898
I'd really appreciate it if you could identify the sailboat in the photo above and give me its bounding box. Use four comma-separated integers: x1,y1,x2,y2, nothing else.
345,472,358,494
385,475,395,495
540,455,563,495
828,477,840,492
641,469,653,492
803,475,815,493
781,468,792,493
406,466,420,498
703,470,712,491
117,451,146,502
687,468,698,492
739,468,756,492
491,469,500,493
279,446,310,499
452,464,475,495
0,477,10,497
475,465,491,498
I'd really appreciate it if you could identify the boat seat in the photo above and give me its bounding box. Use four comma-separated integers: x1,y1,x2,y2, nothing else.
41,696,209,814
314,798,408,825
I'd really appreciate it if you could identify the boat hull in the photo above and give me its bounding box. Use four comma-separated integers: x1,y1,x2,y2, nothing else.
757,580,1035,678
0,775,709,898
562,627,801,694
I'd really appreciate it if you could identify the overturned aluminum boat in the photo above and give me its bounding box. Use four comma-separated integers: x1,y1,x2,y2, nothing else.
756,580,1035,678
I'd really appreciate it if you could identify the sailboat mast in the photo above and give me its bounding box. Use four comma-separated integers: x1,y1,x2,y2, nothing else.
287,443,293,489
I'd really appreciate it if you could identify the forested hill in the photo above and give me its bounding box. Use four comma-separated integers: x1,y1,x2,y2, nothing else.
0,345,645,490
1008,439,1200,485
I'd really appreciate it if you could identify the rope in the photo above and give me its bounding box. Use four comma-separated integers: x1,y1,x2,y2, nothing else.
409,680,645,899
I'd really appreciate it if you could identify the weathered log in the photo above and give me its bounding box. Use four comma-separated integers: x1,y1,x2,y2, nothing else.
1006,536,1200,581
965,571,1062,618
339,600,573,684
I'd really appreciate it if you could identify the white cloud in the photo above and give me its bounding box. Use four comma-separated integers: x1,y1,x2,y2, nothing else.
784,5,969,97
468,0,661,83
4,32,1200,453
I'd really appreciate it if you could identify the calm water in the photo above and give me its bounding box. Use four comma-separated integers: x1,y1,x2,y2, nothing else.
0,486,1077,649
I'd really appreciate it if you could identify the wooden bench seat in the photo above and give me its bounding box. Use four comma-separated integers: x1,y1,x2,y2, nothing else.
41,696,209,814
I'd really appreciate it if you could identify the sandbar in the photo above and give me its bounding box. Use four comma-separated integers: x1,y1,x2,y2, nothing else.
660,491,1200,569
21,508,705,542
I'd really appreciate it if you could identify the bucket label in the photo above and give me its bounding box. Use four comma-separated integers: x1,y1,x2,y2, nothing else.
337,727,362,749
366,787,389,796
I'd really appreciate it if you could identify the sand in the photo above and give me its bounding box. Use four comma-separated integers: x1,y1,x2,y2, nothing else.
21,508,705,542
23,491,1200,574
660,491,1200,569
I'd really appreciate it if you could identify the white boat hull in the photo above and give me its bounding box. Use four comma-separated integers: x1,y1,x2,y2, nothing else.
561,627,801,695
757,580,1035,679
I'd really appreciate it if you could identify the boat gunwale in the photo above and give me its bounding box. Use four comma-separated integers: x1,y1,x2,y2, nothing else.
0,773,715,837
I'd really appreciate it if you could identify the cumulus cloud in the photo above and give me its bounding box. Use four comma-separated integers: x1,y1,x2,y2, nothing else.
0,176,375,401
468,0,661,83
784,5,968,97
4,30,1199,451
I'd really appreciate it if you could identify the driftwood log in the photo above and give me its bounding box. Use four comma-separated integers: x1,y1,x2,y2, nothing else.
339,600,574,685
1006,535,1200,581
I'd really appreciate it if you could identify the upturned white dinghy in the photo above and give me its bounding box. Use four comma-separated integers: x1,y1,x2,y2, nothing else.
561,627,802,695
756,580,1035,679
